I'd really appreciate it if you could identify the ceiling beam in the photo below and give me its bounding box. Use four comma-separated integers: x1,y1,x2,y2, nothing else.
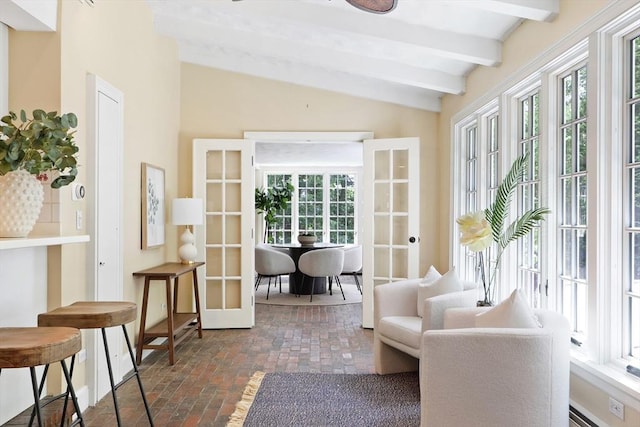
156,14,466,94
162,1,502,67
470,0,559,22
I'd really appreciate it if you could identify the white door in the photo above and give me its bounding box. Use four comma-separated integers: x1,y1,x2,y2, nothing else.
87,75,124,403
362,137,420,328
193,139,255,328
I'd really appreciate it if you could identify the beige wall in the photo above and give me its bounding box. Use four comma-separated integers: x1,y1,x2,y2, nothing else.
8,0,181,392
179,64,441,272
7,0,638,422
438,0,640,424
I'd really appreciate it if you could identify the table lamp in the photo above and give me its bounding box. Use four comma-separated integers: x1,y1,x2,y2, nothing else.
172,198,203,264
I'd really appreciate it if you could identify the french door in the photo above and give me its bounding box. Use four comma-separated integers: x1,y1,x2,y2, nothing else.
193,139,255,328
362,137,420,328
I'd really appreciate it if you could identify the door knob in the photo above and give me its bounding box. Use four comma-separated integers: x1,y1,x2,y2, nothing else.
99,262,105,266
409,236,416,243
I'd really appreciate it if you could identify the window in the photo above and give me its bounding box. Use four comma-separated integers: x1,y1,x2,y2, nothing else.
517,90,543,307
451,1,640,406
463,124,479,282
298,174,323,236
329,174,357,244
624,34,640,362
558,64,589,342
263,171,358,244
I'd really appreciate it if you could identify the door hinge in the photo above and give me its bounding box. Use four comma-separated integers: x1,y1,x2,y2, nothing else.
544,279,549,297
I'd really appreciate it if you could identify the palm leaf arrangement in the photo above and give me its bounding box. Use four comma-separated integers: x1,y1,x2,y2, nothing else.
457,152,551,305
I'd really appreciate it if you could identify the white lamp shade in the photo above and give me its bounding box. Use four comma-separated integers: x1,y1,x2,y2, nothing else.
172,198,203,225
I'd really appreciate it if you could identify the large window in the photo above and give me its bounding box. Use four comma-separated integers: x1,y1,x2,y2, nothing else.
558,64,589,343
262,171,358,244
462,124,479,282
625,34,640,362
452,4,640,402
517,90,543,307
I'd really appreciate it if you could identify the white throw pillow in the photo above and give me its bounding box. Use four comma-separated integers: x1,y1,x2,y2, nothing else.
475,289,541,328
421,265,441,284
417,267,461,317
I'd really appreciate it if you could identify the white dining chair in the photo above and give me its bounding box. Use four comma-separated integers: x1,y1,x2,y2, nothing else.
341,245,362,294
255,245,296,299
298,248,345,302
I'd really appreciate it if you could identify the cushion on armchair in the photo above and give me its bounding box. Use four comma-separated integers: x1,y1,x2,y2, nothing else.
417,267,462,317
475,289,541,328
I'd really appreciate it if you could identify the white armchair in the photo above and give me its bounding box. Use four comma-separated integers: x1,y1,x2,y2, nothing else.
373,275,477,374
420,307,570,427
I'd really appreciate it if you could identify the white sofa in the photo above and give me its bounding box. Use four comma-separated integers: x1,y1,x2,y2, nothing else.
373,277,477,374
420,307,570,427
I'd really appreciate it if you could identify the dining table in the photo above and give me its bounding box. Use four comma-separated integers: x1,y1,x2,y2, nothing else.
270,242,343,295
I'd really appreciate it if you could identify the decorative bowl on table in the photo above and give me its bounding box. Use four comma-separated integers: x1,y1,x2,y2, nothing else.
297,234,317,245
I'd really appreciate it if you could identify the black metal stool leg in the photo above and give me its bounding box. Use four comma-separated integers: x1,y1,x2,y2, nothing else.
101,328,122,426
29,367,43,427
60,359,84,426
122,325,154,426
28,363,50,427
58,355,76,427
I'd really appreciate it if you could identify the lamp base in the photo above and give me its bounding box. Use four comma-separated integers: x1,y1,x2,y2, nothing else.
178,227,198,264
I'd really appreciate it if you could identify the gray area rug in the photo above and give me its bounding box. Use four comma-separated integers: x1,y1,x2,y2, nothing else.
229,372,420,427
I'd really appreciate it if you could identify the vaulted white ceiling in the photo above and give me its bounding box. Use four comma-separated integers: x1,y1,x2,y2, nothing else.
147,0,559,112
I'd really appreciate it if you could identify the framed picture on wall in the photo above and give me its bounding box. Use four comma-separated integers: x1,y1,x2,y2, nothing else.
141,162,165,249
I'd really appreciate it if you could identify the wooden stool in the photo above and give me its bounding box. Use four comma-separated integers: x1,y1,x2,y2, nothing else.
38,302,154,426
0,327,84,427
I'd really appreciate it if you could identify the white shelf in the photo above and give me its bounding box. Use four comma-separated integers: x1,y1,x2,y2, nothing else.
0,234,90,250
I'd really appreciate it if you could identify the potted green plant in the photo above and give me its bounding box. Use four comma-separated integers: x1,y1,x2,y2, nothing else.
0,109,79,237
457,152,550,306
0,109,79,187
255,181,294,243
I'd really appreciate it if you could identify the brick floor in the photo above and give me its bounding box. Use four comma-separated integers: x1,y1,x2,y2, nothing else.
5,300,373,426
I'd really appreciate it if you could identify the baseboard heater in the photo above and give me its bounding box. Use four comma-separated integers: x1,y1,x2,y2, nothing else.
569,405,599,427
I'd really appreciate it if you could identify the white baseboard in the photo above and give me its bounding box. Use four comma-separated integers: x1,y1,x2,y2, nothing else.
76,385,89,412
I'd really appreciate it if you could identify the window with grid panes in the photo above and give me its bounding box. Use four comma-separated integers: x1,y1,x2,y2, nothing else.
485,113,500,295
329,174,356,244
298,174,323,239
265,174,293,244
517,90,543,307
624,34,640,362
463,124,479,282
264,172,358,244
558,64,589,342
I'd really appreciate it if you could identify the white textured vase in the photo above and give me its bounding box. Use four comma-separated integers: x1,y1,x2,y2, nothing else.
0,170,44,237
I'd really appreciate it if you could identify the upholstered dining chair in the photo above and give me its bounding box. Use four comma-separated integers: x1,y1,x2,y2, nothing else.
298,248,345,302
255,245,296,299
341,245,362,294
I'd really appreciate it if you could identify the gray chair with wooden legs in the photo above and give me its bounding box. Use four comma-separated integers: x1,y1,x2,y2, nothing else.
255,245,296,298
38,301,154,426
298,248,345,302
341,245,363,294
0,327,84,427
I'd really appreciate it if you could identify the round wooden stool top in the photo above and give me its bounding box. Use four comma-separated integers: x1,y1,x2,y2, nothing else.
0,327,81,369
38,301,137,330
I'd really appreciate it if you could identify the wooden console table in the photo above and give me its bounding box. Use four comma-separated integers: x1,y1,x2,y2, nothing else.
133,262,204,365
